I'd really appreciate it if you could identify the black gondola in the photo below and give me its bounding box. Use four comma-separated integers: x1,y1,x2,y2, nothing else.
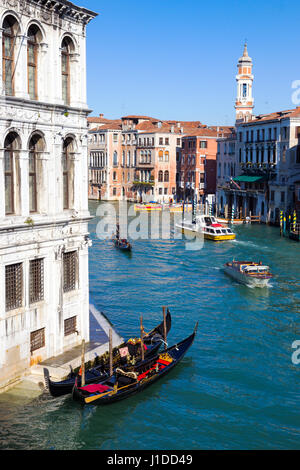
45,311,172,398
72,324,197,406
113,238,132,251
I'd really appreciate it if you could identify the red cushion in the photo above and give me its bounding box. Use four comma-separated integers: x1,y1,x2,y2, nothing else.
79,384,111,393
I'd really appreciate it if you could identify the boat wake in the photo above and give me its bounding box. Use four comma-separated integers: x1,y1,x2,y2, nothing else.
233,240,273,253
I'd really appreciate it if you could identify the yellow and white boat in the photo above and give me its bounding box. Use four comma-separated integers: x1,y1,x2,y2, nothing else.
176,215,236,241
169,204,193,213
134,202,162,212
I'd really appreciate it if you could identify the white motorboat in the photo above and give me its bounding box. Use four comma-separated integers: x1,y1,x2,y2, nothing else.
224,261,273,287
176,215,236,241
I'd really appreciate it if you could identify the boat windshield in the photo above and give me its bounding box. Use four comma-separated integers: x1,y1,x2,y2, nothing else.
203,216,216,226
244,266,269,273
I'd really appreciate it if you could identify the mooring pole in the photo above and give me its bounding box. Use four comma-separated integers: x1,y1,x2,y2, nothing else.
109,329,113,376
163,306,167,350
81,339,85,387
140,316,145,361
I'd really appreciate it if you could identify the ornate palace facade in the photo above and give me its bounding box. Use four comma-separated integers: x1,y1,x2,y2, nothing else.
0,0,96,390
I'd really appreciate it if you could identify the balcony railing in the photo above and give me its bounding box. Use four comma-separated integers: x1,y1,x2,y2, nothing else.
132,179,155,187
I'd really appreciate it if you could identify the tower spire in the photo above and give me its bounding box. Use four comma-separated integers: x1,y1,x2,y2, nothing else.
235,42,254,122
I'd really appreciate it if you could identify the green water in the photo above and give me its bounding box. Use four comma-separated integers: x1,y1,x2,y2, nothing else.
0,201,300,450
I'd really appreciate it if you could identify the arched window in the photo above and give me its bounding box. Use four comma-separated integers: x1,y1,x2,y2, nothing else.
127,151,130,167
113,151,118,166
61,37,73,105
27,25,41,100
164,151,169,162
164,171,169,182
62,137,75,210
159,150,163,162
2,16,18,96
158,170,163,182
28,134,44,213
4,132,21,215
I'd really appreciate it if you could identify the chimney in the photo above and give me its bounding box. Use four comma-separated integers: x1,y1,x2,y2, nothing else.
171,125,175,133
99,113,104,118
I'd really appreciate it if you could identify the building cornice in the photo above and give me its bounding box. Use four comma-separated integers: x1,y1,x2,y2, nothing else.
8,0,98,25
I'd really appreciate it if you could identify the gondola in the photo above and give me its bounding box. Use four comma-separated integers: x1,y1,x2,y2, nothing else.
72,323,197,406
113,238,132,251
45,311,172,398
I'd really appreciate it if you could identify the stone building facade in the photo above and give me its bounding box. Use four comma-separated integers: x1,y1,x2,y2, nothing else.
216,44,300,223
0,0,96,391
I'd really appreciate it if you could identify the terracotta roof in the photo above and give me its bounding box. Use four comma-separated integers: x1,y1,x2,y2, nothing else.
242,107,300,125
89,120,122,132
121,115,158,120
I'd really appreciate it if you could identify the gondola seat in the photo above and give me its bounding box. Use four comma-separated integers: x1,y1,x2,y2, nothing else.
78,384,112,393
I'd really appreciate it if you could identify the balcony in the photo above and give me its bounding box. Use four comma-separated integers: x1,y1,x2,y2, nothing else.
136,161,154,168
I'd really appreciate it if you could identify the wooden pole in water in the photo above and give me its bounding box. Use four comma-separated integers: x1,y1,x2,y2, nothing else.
163,306,167,351
109,328,113,376
140,316,145,361
81,339,85,387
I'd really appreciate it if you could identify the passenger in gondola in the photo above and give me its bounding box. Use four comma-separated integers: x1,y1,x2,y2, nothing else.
116,223,120,240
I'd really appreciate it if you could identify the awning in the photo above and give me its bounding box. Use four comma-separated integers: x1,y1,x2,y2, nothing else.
233,175,265,183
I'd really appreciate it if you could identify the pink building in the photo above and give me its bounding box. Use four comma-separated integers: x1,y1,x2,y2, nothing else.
87,114,229,203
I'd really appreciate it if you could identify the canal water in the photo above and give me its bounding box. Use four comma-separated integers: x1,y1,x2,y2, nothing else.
0,200,300,450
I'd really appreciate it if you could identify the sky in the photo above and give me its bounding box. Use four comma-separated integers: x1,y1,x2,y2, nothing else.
78,0,300,126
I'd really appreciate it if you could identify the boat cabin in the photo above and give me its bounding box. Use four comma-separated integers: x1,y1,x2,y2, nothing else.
231,261,270,274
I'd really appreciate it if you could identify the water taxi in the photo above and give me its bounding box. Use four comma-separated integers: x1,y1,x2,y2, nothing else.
224,261,273,287
176,215,236,241
134,202,162,212
168,204,193,213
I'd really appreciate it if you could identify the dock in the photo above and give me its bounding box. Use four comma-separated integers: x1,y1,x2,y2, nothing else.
19,304,123,393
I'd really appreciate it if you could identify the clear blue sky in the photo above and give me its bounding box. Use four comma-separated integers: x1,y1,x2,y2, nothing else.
79,0,300,125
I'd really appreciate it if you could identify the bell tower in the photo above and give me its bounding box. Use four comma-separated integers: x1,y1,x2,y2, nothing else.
235,43,254,122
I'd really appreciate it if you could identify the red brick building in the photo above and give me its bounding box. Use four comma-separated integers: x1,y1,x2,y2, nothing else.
178,127,232,202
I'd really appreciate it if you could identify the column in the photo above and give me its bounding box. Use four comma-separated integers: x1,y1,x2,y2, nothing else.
0,148,5,218
14,35,30,100
19,149,29,217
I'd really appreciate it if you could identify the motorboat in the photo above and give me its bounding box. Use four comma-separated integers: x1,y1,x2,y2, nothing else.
224,261,273,287
134,202,162,212
176,214,236,241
